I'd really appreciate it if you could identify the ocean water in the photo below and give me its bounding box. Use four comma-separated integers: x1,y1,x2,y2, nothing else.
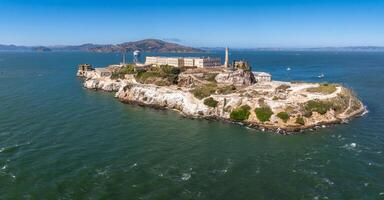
0,51,383,199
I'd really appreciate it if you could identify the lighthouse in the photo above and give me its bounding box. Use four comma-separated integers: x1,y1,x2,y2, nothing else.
224,47,229,68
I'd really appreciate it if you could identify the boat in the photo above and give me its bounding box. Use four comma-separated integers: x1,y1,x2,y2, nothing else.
318,73,325,78
286,67,291,71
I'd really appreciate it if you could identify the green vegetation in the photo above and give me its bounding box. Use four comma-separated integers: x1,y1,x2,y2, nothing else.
111,64,135,79
255,106,273,122
203,73,218,82
230,105,251,121
304,100,333,115
135,65,182,85
192,84,236,99
276,84,291,91
277,112,289,123
204,97,218,108
217,85,236,95
307,83,337,94
272,96,279,100
295,116,305,125
160,64,181,75
192,83,218,99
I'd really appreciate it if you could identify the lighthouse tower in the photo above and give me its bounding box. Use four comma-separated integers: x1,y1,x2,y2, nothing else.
224,47,229,68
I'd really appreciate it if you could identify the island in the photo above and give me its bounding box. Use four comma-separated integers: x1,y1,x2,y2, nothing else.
76,48,366,134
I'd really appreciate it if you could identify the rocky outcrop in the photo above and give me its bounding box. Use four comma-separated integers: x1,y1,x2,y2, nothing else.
83,79,124,92
116,84,364,133
78,68,366,133
215,69,256,86
116,84,211,116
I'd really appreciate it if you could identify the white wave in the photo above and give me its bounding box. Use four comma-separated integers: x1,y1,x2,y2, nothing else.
181,173,191,181
322,177,334,186
130,163,138,168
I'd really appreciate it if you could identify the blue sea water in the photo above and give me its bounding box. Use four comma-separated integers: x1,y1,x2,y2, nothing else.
0,51,383,199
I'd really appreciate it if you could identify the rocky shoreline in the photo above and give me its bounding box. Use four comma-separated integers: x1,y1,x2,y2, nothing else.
78,67,366,134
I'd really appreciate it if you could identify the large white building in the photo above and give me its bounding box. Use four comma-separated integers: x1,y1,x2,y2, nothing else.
145,56,221,68
194,57,221,68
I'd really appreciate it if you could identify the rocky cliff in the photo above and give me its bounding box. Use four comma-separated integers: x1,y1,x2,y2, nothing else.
79,68,366,134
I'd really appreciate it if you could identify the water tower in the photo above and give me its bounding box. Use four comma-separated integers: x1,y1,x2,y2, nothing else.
133,50,141,64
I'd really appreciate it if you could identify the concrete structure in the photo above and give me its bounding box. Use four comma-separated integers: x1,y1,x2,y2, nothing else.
183,58,195,67
233,60,251,71
253,72,272,82
95,68,113,78
145,56,221,68
133,50,141,63
77,64,93,76
145,56,184,67
224,47,229,68
194,57,221,68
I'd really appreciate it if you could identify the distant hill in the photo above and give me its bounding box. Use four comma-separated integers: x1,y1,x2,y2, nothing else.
88,39,204,53
0,44,30,51
0,39,204,53
31,46,52,52
202,46,384,52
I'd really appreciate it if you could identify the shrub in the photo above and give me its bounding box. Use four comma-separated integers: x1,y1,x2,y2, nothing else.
295,116,305,125
277,112,289,123
304,100,332,115
255,106,273,122
230,105,251,121
192,83,218,99
204,97,218,108
307,83,337,94
203,73,218,82
136,71,163,80
272,96,279,100
192,84,237,99
276,84,291,91
217,85,236,94
160,65,181,75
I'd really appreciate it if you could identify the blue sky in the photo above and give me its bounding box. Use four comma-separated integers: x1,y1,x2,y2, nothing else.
0,0,383,47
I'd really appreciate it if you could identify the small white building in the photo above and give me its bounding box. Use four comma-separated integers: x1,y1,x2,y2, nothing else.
253,72,272,82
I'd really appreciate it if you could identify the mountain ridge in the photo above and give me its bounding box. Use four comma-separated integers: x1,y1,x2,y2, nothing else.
0,39,204,53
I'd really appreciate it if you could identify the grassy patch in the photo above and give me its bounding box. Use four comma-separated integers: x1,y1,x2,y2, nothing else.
204,97,218,108
192,84,236,99
304,100,333,115
295,116,305,125
277,112,289,123
272,96,279,100
230,105,251,121
276,84,291,91
192,83,218,99
111,64,135,79
135,65,182,85
217,85,236,95
203,73,218,82
307,83,337,94
255,106,273,122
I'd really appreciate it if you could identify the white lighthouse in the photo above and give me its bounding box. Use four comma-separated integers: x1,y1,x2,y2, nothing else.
224,47,229,68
